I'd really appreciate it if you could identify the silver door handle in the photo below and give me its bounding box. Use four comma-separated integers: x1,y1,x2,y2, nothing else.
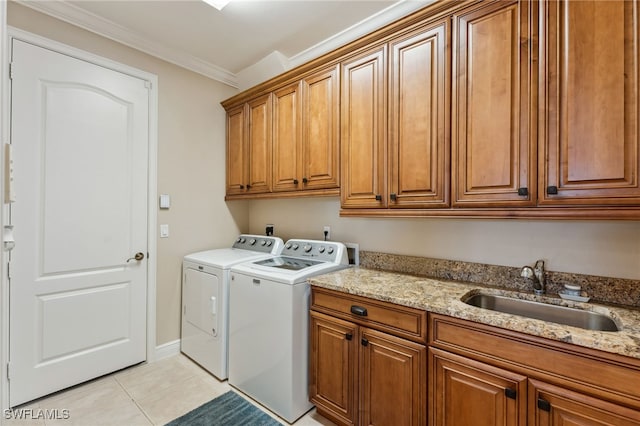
126,252,145,262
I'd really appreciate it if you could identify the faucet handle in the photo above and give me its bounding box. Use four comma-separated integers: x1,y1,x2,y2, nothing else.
520,265,534,278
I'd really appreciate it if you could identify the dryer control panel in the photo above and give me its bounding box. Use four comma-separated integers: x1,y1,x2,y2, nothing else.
232,234,283,254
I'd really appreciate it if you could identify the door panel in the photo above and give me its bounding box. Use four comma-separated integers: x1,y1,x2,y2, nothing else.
272,83,301,192
9,39,148,406
226,105,247,195
247,94,272,194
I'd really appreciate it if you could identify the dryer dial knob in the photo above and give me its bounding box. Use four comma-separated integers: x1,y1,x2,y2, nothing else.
304,245,312,253
285,243,292,249
327,247,334,254
240,238,246,243
266,240,273,246
292,244,299,250
318,246,325,253
249,239,256,245
260,240,267,246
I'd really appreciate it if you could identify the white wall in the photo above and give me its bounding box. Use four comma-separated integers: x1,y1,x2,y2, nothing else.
249,198,640,280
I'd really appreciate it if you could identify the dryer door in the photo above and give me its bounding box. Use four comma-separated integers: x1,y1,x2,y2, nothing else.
184,268,219,337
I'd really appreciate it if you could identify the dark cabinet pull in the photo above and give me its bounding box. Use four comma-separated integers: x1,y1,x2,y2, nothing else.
547,185,558,195
345,333,353,341
246,184,252,190
537,398,551,412
361,338,369,347
505,388,517,399
375,194,382,201
293,179,299,185
517,187,528,196
302,177,308,184
350,305,368,316
390,193,397,201
239,185,245,189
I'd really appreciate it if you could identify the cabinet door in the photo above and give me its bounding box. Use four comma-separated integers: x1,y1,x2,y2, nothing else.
341,45,387,208
302,65,340,190
540,0,640,205
430,348,527,426
529,379,640,425
246,94,272,194
360,327,426,426
452,1,536,207
272,82,302,192
389,19,450,208
309,311,358,426
226,104,247,195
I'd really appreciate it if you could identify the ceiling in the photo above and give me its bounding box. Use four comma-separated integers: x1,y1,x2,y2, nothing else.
15,0,431,88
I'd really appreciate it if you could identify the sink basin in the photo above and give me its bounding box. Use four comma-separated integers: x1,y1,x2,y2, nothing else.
463,293,619,332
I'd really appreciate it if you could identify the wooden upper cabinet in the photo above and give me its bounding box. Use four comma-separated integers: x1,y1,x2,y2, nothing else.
452,0,537,208
341,45,388,209
226,105,247,195
246,94,272,194
272,82,302,192
540,0,640,205
389,20,450,208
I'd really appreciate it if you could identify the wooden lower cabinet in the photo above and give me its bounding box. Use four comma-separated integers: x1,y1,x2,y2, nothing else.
309,310,426,426
430,347,527,426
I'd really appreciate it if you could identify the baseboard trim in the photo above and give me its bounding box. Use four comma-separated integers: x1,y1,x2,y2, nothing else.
154,339,181,361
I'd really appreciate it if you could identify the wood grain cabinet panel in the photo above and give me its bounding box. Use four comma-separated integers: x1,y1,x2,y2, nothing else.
430,347,527,426
246,94,272,194
302,65,340,190
309,311,357,426
452,0,536,207
341,45,388,209
389,20,450,208
540,0,640,205
226,105,247,195
272,82,302,192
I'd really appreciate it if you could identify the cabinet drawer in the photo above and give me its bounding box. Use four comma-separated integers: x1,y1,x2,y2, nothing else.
429,313,640,408
311,287,427,343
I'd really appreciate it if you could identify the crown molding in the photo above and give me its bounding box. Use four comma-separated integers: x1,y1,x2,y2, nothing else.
13,0,239,88
288,0,433,68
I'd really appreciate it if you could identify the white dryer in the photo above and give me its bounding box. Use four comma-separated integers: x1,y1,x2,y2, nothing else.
181,234,283,379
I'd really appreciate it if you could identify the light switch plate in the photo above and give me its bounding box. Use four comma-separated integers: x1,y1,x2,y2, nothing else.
159,194,171,209
160,224,169,238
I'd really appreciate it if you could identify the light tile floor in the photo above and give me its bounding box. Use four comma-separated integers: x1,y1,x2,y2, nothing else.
4,355,336,426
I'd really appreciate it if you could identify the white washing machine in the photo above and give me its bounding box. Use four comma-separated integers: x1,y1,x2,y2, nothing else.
181,234,283,380
228,239,349,423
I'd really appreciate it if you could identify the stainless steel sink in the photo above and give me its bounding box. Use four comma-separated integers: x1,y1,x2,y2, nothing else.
463,293,619,332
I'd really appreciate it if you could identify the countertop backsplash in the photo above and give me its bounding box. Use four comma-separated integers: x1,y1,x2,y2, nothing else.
359,251,640,308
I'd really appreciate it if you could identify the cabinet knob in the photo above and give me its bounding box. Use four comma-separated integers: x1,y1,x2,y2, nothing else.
517,187,528,196
547,185,558,195
375,194,382,201
390,193,397,201
246,184,252,190
345,333,353,341
537,398,551,412
361,338,369,347
504,388,517,399
302,177,308,184
239,185,245,189
293,179,299,185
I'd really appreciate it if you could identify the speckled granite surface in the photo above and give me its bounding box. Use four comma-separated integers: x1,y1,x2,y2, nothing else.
359,251,640,307
308,267,640,360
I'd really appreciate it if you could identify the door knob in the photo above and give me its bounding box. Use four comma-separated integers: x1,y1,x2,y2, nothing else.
126,252,145,262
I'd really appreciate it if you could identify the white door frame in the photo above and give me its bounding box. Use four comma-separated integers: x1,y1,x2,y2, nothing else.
0,27,158,411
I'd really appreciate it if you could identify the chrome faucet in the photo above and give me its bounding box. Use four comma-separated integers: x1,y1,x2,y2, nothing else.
521,259,546,295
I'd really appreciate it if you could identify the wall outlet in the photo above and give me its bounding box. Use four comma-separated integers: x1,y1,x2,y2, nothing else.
266,224,274,236
323,226,331,241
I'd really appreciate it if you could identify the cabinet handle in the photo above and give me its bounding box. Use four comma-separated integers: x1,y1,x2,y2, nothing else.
293,179,299,185
361,337,369,347
537,398,551,412
350,305,368,316
546,185,558,195
504,388,517,399
246,184,252,190
345,333,353,341
302,177,308,184
239,185,245,189
390,193,397,201
375,194,382,201
517,187,528,196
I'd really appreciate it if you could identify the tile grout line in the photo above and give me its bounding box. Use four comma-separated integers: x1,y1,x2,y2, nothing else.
113,374,156,425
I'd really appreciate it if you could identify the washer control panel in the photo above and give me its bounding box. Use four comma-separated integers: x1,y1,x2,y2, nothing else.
282,239,348,264
232,234,284,254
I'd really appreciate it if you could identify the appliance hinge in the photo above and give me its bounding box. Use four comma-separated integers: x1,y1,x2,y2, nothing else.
9,62,14,80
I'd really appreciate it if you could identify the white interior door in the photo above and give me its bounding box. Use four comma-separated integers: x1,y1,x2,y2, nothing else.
8,39,149,407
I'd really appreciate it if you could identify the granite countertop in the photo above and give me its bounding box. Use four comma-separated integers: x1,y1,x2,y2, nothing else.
308,267,640,360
